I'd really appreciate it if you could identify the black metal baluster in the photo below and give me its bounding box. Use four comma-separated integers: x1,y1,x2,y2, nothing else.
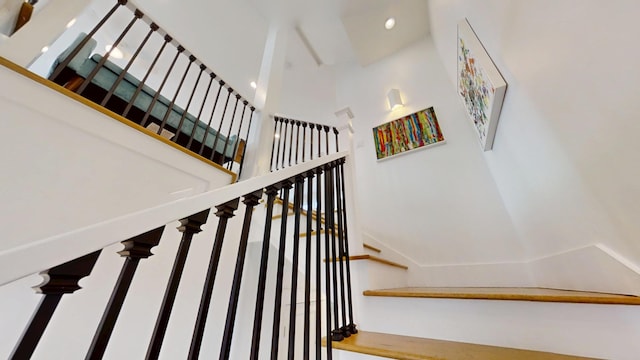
170,61,205,139
198,80,224,155
101,22,158,107
77,9,142,95
221,95,241,165
10,251,101,360
294,121,301,165
237,106,255,180
270,179,293,360
288,120,295,167
333,127,339,152
86,227,165,360
303,171,314,359
50,0,125,82
302,122,307,163
338,159,357,335
309,124,315,161
140,45,185,127
317,124,321,159
158,54,196,134
324,126,330,157
188,199,239,360
187,72,216,149
210,88,233,163
146,211,209,360
122,34,171,118
325,164,343,342
286,175,305,360
322,165,335,359
276,118,284,170
281,119,289,170
228,100,249,170
249,185,280,360
333,160,350,338
270,118,279,171
315,166,324,360
219,190,263,360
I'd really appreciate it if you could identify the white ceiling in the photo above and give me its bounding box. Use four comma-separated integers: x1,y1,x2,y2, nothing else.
246,0,431,68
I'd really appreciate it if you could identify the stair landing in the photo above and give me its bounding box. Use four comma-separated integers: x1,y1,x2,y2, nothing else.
363,287,640,305
327,331,593,359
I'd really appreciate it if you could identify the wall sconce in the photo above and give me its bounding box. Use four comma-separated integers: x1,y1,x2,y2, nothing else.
387,89,403,110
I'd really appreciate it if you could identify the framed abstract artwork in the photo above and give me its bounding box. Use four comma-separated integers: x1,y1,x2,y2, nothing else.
372,107,445,160
457,18,507,151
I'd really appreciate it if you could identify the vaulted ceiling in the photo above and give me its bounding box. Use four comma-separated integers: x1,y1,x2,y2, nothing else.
246,0,430,68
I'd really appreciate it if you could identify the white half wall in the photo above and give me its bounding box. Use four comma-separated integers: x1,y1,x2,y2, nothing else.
0,64,233,265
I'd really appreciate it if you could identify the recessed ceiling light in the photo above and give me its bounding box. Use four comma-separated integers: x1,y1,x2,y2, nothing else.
250,81,257,89
66,18,76,29
105,45,124,59
41,46,49,53
385,17,396,30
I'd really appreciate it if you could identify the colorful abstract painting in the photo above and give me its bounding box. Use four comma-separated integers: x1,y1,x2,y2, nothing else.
457,18,506,151
372,107,445,160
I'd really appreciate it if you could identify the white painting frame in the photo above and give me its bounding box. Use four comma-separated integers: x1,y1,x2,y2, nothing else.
457,18,507,151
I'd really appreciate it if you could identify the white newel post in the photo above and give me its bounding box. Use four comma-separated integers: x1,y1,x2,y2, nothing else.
241,22,290,180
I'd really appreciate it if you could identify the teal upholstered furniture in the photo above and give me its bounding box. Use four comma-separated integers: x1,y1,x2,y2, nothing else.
49,33,239,162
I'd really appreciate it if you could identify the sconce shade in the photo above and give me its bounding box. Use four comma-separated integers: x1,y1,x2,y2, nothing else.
387,88,403,110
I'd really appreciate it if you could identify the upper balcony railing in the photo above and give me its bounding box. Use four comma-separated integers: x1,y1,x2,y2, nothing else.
46,0,255,178
270,115,341,172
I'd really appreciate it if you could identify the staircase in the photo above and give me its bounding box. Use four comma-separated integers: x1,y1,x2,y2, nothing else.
2,5,640,357
319,234,640,360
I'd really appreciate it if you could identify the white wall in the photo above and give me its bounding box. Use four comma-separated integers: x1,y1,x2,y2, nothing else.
427,0,640,292
0,63,233,264
133,0,268,102
335,38,526,281
0,0,24,37
277,28,339,127
0,0,89,65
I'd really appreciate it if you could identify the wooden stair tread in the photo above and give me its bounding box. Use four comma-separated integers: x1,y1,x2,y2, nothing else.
326,254,408,270
363,243,382,253
325,331,592,360
363,287,640,305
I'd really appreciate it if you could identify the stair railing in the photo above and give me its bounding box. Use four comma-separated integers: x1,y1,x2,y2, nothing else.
48,0,255,178
4,152,356,360
270,116,340,172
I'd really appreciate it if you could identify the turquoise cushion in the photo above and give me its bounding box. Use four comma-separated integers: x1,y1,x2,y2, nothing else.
76,55,237,157
48,32,97,77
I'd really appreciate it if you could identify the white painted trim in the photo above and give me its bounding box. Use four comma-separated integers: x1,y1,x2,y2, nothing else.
366,234,640,293
596,244,640,276
0,151,349,286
